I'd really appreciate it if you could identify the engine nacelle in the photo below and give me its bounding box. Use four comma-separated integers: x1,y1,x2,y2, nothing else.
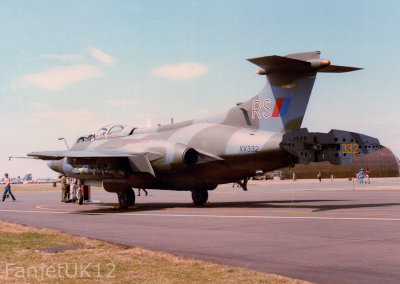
182,147,199,165
151,143,199,171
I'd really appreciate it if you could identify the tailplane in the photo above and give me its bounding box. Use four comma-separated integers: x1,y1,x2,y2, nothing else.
223,51,361,132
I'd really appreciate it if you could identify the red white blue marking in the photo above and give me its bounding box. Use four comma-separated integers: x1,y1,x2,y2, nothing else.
272,97,291,117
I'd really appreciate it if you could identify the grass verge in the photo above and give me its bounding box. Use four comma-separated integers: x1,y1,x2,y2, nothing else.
0,220,309,283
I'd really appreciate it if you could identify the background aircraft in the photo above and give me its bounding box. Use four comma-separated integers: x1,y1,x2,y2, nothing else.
28,51,381,208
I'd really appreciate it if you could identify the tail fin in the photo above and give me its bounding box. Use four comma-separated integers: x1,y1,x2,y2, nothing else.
224,51,361,133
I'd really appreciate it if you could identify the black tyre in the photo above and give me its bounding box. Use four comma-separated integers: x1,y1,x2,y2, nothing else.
117,187,135,209
127,187,135,206
191,189,208,206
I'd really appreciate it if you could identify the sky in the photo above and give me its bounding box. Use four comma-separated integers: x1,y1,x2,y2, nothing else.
1,0,399,178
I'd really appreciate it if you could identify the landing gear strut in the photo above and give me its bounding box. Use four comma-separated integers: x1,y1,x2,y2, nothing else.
117,187,135,209
191,189,208,206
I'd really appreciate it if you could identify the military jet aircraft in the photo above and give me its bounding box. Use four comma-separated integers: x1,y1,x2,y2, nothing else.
28,51,382,208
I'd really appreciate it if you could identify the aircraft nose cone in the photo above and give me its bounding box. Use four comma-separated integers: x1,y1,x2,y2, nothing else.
47,160,55,171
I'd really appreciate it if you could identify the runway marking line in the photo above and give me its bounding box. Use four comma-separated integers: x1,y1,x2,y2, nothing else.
5,204,400,218
2,208,400,222
162,206,400,217
32,204,400,217
164,205,400,216
120,213,400,222
166,206,400,212
36,204,100,211
165,209,400,218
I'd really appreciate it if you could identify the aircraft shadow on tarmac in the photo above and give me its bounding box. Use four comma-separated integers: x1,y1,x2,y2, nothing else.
71,200,400,214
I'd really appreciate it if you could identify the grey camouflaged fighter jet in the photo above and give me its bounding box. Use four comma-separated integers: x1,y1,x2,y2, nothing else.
28,51,382,208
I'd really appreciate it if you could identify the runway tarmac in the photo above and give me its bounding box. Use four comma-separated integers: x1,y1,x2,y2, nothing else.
1,178,400,283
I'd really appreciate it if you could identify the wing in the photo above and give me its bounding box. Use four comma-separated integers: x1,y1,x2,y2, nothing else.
28,150,162,177
28,148,222,177
27,150,128,160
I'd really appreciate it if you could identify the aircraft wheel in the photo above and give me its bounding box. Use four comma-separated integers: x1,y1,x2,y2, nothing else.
117,187,135,209
191,189,208,206
127,188,136,206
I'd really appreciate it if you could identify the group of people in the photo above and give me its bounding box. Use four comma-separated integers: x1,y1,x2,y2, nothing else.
314,169,371,184
60,175,80,202
356,168,370,184
61,175,148,202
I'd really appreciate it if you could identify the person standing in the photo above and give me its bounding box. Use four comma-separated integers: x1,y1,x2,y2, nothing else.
359,168,365,184
66,177,71,200
317,171,322,182
365,168,370,184
2,173,16,202
292,172,296,182
71,178,78,201
61,175,67,202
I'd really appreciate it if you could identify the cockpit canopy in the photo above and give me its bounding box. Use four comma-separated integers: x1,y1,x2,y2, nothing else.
75,124,137,144
96,124,136,139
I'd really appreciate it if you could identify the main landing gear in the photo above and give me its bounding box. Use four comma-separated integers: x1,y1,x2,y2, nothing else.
191,189,208,206
117,187,136,209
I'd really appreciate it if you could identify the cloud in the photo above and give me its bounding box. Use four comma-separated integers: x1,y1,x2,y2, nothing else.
32,109,97,127
130,113,166,128
34,109,94,119
88,47,116,65
152,62,208,80
41,54,82,62
32,102,47,109
106,99,138,106
28,109,104,137
12,46,116,91
146,117,152,128
198,108,209,114
18,64,103,91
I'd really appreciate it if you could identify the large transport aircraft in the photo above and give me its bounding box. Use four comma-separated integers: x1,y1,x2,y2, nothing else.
28,51,382,208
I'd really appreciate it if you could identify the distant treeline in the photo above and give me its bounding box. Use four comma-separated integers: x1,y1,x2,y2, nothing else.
276,148,399,179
